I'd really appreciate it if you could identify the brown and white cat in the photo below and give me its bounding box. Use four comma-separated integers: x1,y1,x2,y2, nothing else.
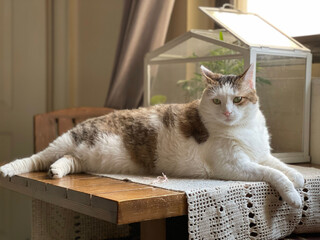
0,65,304,208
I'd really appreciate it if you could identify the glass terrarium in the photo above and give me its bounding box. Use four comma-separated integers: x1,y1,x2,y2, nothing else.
144,7,312,163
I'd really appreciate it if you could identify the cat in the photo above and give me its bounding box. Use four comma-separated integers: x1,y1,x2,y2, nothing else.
0,64,304,208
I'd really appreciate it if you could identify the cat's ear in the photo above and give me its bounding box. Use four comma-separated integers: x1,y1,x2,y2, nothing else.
200,65,220,86
239,64,255,89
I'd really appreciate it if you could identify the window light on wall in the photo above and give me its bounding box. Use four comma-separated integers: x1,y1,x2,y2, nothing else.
246,0,320,37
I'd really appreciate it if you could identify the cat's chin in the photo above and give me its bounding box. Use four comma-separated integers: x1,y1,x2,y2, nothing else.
223,120,236,126
214,118,237,126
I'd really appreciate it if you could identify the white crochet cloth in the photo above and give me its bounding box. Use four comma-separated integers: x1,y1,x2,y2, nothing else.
100,166,320,240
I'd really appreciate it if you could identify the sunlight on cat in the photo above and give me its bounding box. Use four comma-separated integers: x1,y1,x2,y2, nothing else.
0,64,304,208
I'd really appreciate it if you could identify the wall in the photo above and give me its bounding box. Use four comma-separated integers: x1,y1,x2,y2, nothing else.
0,1,124,239
0,0,48,239
52,0,123,110
166,0,215,42
75,0,123,107
310,63,320,164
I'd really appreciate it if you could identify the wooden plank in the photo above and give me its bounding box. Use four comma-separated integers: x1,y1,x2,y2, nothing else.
0,176,10,184
26,175,120,200
94,187,180,202
27,178,47,192
34,115,57,152
10,175,28,186
39,107,114,119
19,172,49,178
141,219,166,240
69,181,150,194
19,172,99,185
92,188,187,224
75,117,87,124
67,182,151,205
45,176,122,189
46,184,68,198
117,193,187,224
67,190,92,205
57,117,74,135
33,107,114,153
0,175,119,223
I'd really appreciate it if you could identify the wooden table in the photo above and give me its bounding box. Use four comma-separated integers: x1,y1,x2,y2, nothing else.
0,172,187,240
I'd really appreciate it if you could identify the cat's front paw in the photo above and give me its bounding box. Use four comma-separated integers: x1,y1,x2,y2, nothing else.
48,166,64,179
0,164,16,177
288,171,305,188
283,189,302,208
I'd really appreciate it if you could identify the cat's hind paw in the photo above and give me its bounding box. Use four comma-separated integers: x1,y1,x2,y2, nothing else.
48,166,64,179
0,164,16,177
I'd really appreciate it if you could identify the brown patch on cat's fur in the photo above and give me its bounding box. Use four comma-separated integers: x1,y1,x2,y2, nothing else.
162,105,176,128
209,75,244,92
71,109,158,171
179,101,209,144
235,86,259,106
218,75,240,87
121,112,158,171
244,90,258,104
70,121,99,147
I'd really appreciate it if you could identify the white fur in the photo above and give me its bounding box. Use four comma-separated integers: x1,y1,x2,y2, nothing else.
79,134,145,175
156,123,209,178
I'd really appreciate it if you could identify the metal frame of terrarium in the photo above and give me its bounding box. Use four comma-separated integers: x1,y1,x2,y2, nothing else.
144,6,312,163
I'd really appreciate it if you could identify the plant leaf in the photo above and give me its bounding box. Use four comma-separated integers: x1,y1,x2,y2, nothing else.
150,95,167,106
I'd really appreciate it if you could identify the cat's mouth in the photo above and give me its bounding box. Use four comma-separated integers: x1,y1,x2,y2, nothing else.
225,118,233,123
223,116,236,124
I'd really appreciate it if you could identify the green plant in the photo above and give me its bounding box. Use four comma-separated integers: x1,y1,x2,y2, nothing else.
150,94,167,106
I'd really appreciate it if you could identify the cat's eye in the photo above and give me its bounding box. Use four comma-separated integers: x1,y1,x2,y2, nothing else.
233,97,242,104
212,98,221,105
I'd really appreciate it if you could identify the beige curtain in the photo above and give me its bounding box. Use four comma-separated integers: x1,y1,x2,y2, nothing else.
104,0,175,109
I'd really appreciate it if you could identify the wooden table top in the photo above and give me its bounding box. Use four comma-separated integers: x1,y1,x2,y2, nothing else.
0,172,187,225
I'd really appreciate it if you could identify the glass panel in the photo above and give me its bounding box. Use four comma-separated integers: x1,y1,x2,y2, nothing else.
193,29,248,48
201,8,304,49
256,54,306,153
149,58,244,105
151,36,240,61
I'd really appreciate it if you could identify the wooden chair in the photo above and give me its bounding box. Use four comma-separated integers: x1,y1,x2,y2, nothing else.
34,107,114,152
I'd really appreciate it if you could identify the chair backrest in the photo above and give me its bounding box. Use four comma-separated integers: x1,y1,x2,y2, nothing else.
34,107,114,153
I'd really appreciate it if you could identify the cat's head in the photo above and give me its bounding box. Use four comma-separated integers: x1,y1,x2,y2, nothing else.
199,64,259,126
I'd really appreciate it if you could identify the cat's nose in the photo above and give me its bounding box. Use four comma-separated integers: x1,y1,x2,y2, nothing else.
223,111,231,117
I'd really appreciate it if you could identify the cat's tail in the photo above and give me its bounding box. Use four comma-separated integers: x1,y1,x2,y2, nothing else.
0,132,74,177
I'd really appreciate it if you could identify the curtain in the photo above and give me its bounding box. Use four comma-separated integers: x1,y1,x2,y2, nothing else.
104,0,175,109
